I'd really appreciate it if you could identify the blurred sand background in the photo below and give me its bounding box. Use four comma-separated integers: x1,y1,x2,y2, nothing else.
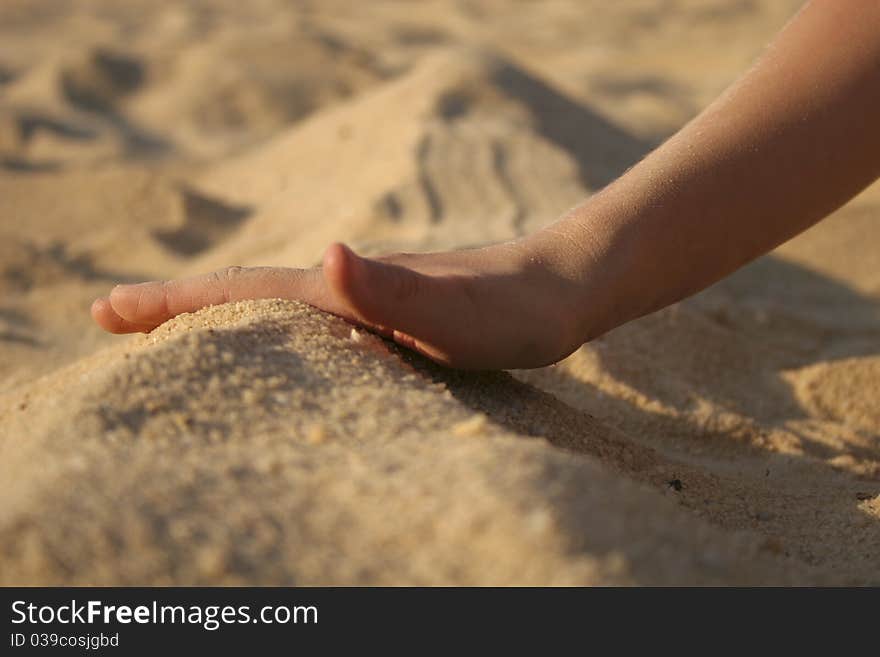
0,0,878,585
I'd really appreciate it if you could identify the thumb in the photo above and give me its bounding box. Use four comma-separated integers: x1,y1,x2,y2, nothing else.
322,243,461,362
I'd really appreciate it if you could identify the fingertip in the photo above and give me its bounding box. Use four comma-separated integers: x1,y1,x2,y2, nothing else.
93,294,156,334
91,296,107,313
91,296,127,334
91,296,109,323
108,283,134,317
109,280,169,325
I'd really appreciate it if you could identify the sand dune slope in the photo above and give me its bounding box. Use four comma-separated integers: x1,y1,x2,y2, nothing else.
190,49,645,269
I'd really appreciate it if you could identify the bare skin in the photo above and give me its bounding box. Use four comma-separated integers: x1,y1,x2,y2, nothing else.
93,0,880,370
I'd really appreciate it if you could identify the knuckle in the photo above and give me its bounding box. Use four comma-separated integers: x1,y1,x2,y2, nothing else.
158,280,174,316
210,266,247,304
221,265,245,281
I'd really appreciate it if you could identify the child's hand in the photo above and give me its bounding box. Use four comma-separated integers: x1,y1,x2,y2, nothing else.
94,0,880,370
92,241,587,370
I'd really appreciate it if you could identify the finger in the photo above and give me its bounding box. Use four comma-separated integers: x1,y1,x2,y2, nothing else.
91,297,157,333
107,266,343,327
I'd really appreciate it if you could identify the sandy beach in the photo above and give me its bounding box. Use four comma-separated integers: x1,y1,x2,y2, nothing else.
0,0,877,585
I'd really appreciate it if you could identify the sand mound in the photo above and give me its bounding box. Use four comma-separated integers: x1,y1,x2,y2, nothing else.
0,300,810,585
188,48,646,269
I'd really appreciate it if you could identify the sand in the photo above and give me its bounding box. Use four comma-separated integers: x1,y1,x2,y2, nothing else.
0,0,877,585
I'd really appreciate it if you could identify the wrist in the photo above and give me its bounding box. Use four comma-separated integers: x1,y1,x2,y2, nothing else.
524,199,645,346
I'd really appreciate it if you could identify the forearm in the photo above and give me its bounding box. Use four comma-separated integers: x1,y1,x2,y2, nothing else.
535,0,880,340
